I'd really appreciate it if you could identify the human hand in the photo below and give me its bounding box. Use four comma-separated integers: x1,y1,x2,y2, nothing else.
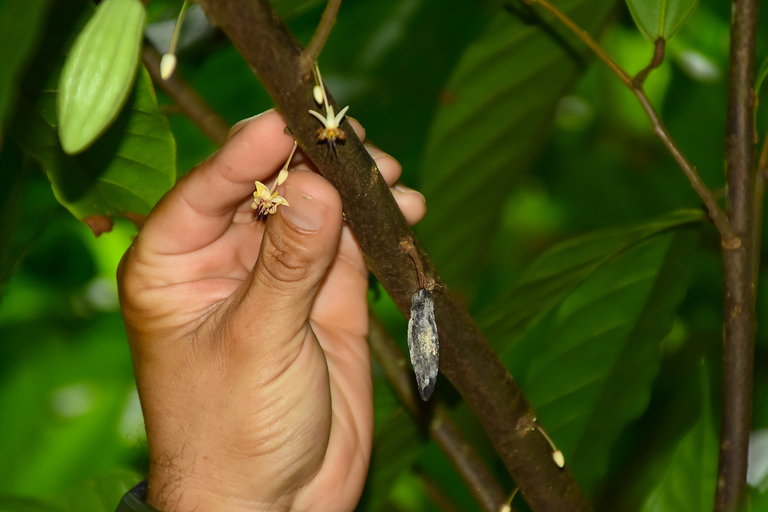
117,110,426,512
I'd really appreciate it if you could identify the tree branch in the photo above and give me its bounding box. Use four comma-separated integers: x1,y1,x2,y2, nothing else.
299,0,342,75
716,0,760,509
195,0,593,509
523,0,737,246
368,314,511,512
142,42,230,147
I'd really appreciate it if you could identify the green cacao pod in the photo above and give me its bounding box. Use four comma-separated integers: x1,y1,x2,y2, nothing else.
57,0,146,155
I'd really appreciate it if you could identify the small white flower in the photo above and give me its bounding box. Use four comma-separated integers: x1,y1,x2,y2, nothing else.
252,181,288,216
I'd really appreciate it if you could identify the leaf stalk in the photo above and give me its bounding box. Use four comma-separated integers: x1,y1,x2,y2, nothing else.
523,0,737,246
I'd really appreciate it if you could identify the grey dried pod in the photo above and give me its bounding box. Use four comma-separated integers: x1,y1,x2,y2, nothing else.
408,287,439,400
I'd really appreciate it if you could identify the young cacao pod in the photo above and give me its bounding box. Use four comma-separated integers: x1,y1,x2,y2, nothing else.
57,0,146,155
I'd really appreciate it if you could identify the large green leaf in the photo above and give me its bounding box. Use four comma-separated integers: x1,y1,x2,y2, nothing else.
625,0,700,42
523,226,697,494
478,210,701,495
10,0,175,236
12,68,175,236
479,209,703,364
416,0,617,295
0,0,56,132
639,361,716,512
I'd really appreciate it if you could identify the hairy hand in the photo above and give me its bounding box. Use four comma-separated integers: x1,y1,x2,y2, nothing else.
117,110,425,512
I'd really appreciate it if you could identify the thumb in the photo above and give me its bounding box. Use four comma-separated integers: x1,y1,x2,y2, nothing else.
235,170,343,350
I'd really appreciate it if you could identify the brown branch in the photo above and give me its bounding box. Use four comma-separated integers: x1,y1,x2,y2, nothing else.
524,0,737,246
368,314,511,512
716,0,760,509
195,0,593,510
299,0,343,75
632,37,665,88
141,42,230,147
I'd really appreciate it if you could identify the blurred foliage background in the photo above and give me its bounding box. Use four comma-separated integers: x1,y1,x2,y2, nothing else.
3,0,768,510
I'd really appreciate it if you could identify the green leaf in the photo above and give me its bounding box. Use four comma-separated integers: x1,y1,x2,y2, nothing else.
625,0,700,42
12,67,176,235
478,210,702,495
525,225,697,494
640,361,716,512
479,209,703,364
416,0,617,295
0,0,56,132
9,0,175,235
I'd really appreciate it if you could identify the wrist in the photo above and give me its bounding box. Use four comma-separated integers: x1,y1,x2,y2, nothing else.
146,471,293,512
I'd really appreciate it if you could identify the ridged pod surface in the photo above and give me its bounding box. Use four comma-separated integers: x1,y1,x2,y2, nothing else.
57,0,146,155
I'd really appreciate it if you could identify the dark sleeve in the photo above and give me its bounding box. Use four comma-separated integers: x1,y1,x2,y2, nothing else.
116,481,161,512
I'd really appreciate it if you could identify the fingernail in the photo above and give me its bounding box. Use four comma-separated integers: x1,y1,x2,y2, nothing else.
364,142,384,157
395,183,426,204
282,185,327,232
228,110,276,139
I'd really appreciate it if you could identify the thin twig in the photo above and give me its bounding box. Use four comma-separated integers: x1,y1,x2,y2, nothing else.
631,89,737,245
522,0,631,86
716,0,760,509
142,42,230,147
300,0,343,75
523,0,738,246
194,0,594,509
633,37,666,88
368,314,511,512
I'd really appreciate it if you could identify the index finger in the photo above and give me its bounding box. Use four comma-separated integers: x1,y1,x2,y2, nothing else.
138,110,295,255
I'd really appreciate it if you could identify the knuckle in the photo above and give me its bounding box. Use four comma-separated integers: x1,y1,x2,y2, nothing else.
258,234,314,286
